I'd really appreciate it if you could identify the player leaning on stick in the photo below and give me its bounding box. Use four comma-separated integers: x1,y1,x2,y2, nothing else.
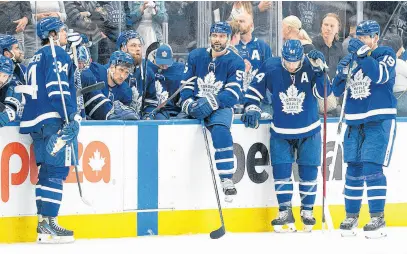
242,40,331,233
180,21,245,202
19,17,79,244
332,20,397,239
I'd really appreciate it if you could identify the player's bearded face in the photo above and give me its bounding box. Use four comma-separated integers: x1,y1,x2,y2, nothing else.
210,33,229,52
125,38,143,65
283,59,302,73
0,73,10,88
111,65,131,85
11,44,24,63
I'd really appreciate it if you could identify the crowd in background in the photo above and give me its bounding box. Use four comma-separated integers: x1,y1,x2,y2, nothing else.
1,1,407,118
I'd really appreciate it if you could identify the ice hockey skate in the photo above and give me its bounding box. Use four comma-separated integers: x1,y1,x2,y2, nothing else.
300,209,316,232
363,214,387,239
37,216,75,244
271,209,296,233
221,178,237,203
340,214,359,237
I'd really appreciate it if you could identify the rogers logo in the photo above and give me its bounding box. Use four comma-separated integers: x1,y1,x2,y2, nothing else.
1,141,111,203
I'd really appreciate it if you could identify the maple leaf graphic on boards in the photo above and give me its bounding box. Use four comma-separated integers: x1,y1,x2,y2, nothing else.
88,150,106,175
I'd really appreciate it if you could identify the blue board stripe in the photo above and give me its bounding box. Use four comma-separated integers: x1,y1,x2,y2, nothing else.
137,125,158,236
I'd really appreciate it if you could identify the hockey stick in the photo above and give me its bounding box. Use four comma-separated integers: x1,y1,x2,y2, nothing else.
382,2,406,38
49,37,92,207
201,121,226,239
148,76,197,118
141,41,161,112
76,82,105,97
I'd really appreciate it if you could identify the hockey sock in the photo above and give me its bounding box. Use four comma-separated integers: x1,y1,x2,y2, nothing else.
39,178,64,217
210,125,235,179
363,162,387,214
35,182,42,216
344,162,364,215
273,163,293,211
298,165,318,211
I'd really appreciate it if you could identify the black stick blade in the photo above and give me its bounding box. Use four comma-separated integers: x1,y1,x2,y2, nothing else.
77,82,105,97
210,226,225,239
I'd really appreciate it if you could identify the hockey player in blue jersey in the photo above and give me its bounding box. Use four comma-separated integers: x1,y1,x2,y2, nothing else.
0,55,20,127
116,30,158,118
332,20,397,239
147,44,184,119
180,22,245,202
19,17,79,244
235,12,272,114
86,51,139,120
0,35,26,119
242,40,331,232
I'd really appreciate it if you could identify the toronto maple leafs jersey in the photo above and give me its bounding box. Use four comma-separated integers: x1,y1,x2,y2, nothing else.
332,47,397,126
235,37,272,92
0,63,26,120
20,46,77,134
127,59,158,115
245,57,332,139
180,48,245,109
148,61,184,113
89,62,132,105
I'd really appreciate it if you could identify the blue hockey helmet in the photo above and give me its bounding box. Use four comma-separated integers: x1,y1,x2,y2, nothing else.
281,39,304,62
0,35,19,52
210,22,232,36
77,45,91,69
356,20,381,37
116,30,144,50
109,51,135,70
36,17,65,40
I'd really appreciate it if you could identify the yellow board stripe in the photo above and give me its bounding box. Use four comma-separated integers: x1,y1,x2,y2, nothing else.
2,203,407,243
158,203,407,235
0,212,137,243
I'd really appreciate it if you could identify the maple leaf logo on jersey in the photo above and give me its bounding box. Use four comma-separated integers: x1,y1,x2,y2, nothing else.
88,150,106,173
279,84,305,115
348,69,371,100
130,86,142,113
243,68,258,92
155,80,169,104
197,72,223,97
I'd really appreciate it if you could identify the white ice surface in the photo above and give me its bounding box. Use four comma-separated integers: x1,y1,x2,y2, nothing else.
1,228,406,254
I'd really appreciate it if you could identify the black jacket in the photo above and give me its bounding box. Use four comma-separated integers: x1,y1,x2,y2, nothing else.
0,1,31,35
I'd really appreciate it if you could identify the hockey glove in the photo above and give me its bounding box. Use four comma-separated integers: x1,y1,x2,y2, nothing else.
348,38,371,58
308,50,326,75
0,105,16,127
46,133,66,156
68,31,83,48
107,100,140,120
188,94,219,120
61,113,81,143
241,105,261,129
336,54,353,81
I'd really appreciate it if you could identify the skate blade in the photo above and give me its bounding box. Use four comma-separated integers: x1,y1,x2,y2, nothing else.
273,223,297,233
37,234,75,244
340,229,358,237
224,195,234,203
364,228,387,239
302,224,314,233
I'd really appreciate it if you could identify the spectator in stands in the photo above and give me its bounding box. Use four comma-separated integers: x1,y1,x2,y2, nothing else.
313,13,344,117
313,13,344,80
96,1,128,64
229,1,253,20
380,33,407,116
342,15,358,55
252,1,272,43
23,1,66,65
227,20,241,54
0,1,31,51
282,15,315,53
128,1,168,55
64,1,106,63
